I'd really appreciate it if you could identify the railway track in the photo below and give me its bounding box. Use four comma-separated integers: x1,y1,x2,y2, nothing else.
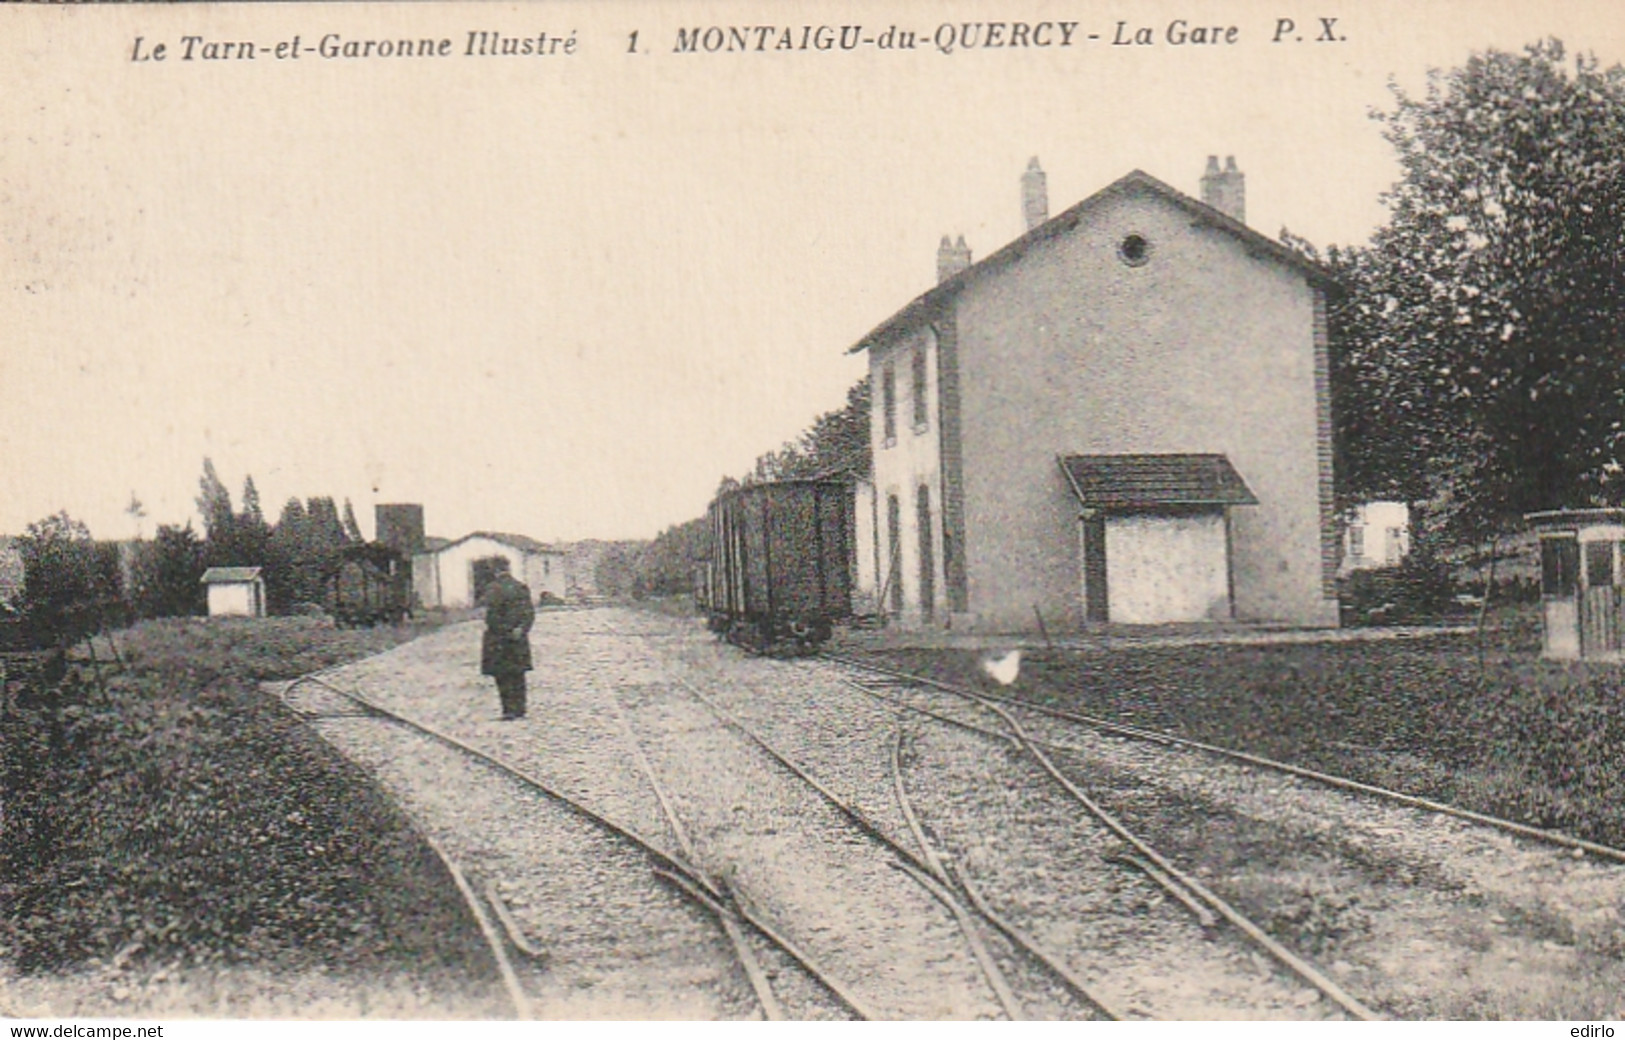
634,620,1370,1019
807,655,1378,1018
816,652,1625,1018
821,653,1625,865
279,669,867,1020
601,618,1118,1020
271,610,1625,1019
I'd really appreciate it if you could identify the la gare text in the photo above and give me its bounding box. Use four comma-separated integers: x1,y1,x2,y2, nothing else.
664,17,1345,54
130,31,578,62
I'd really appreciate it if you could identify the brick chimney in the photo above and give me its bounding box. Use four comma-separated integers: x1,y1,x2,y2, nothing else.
936,234,972,282
1200,155,1246,224
1021,156,1048,231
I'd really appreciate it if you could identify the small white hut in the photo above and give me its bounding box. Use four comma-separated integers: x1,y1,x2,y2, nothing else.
201,566,267,618
1526,509,1625,661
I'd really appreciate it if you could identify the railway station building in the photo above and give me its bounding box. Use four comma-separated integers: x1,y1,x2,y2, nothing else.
851,157,1340,631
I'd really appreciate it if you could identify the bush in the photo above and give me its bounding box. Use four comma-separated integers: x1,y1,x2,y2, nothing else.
128,524,206,620
17,513,123,648
1338,557,1458,625
0,615,467,978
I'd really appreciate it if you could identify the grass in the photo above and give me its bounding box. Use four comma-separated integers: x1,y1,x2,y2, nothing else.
852,607,1625,848
1,613,497,1006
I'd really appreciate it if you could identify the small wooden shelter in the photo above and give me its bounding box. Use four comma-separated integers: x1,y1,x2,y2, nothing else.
201,566,266,618
1525,509,1625,661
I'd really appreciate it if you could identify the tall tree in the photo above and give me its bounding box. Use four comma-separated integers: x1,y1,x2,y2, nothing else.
274,497,308,535
195,458,233,540
1329,40,1625,542
305,497,347,550
341,498,364,543
267,498,312,610
241,476,264,527
219,473,271,571
748,377,871,483
131,523,205,618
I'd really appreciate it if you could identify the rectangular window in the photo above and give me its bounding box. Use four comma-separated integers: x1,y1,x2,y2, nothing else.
886,493,903,615
882,364,897,444
916,485,935,621
1541,536,1578,597
911,348,929,431
1348,525,1365,557
1586,540,1615,588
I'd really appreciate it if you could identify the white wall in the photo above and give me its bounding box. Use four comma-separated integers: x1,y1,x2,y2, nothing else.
1102,513,1230,623
417,536,567,608
870,324,948,626
954,187,1337,629
520,551,569,601
1342,500,1411,572
852,477,881,615
206,581,262,617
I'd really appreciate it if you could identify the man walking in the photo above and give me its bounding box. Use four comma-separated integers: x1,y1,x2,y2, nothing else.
479,558,536,721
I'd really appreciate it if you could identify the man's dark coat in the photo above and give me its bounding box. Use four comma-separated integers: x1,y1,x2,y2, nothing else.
480,573,535,676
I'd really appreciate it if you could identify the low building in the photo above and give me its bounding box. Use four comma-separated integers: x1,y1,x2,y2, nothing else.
413,531,568,608
1341,501,1410,573
201,566,266,618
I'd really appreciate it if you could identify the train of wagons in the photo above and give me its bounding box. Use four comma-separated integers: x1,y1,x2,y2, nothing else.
697,478,857,655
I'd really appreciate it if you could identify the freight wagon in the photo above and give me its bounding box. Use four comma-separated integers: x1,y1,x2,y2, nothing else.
699,478,854,654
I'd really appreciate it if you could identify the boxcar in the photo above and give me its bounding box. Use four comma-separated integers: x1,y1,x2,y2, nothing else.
700,478,853,654
326,542,411,627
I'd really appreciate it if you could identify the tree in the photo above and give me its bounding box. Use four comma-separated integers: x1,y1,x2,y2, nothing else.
130,523,205,618
305,497,348,549
632,519,707,598
18,512,116,645
341,498,364,543
592,543,642,599
263,496,353,613
241,476,264,527
195,458,233,540
748,377,871,483
1329,40,1625,542
275,497,308,532
266,498,312,611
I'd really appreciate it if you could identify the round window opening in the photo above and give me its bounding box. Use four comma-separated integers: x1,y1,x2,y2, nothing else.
1118,233,1151,266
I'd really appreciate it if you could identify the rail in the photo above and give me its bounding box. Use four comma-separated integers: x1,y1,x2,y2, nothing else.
281,670,869,1020
667,671,1118,1020
822,655,1382,1020
822,653,1625,865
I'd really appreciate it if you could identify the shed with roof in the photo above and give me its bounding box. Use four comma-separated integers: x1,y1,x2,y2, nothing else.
201,566,266,618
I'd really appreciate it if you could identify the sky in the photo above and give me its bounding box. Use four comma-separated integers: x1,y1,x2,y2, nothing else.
3,0,1623,544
